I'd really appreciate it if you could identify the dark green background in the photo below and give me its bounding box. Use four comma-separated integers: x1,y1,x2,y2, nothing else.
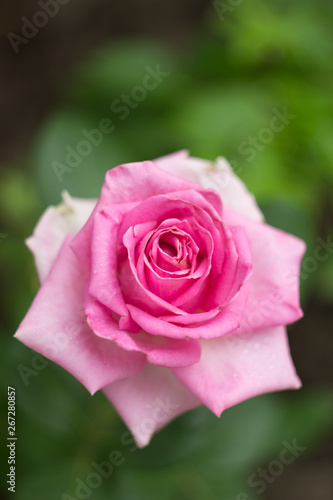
1,0,332,499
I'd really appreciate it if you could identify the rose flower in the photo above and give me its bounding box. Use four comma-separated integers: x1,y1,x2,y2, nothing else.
15,151,305,447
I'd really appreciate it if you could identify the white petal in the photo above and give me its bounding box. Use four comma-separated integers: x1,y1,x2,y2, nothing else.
155,151,264,222
26,191,96,283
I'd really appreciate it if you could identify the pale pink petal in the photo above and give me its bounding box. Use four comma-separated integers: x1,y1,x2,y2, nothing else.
225,209,306,332
103,364,201,447
204,157,264,222
154,150,210,184
14,236,146,394
26,191,96,283
155,151,264,222
173,326,301,416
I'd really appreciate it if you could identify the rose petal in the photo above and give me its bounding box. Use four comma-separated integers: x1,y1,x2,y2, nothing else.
130,222,213,306
14,236,146,394
154,150,210,184
172,326,301,416
85,296,201,368
206,157,264,222
224,208,306,332
118,191,226,317
207,225,253,309
155,151,264,222
127,284,249,339
103,364,201,447
26,191,96,283
88,205,138,320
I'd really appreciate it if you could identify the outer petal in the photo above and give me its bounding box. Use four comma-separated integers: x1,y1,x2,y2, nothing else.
225,208,306,332
154,150,210,184
154,151,264,222
26,191,96,283
172,326,301,416
14,236,146,394
103,364,201,447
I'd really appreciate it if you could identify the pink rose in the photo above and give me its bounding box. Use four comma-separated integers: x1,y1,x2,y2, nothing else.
15,151,305,447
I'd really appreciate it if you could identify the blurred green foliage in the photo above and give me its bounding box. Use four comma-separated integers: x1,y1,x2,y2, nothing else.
1,0,333,499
